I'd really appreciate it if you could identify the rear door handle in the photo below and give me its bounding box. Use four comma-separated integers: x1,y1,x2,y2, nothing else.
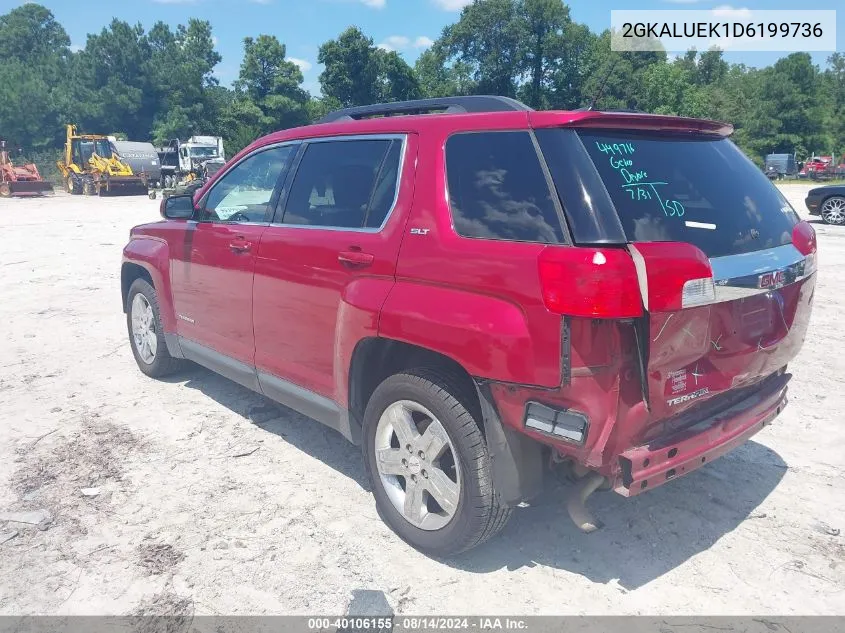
229,238,251,254
338,251,374,268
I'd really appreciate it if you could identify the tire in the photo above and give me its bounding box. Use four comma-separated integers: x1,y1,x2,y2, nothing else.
66,175,80,195
0,182,11,198
126,278,184,378
820,196,845,226
362,369,512,556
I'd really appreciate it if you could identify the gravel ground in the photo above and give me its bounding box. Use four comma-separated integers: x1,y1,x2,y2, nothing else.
0,183,843,616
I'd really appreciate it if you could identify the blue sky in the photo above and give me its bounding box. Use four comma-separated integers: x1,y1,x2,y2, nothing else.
2,0,842,95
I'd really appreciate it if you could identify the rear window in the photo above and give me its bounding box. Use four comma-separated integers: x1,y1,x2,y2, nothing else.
578,131,798,258
446,131,566,244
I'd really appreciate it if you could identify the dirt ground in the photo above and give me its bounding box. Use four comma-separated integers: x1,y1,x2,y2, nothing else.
0,183,843,616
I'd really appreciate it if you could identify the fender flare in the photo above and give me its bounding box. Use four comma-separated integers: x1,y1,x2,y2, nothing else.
121,237,179,353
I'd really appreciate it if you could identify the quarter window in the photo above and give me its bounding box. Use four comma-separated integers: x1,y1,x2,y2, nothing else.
445,131,565,244
199,145,295,223
282,139,401,229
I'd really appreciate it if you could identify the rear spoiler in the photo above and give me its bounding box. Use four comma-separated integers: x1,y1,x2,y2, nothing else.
529,110,734,138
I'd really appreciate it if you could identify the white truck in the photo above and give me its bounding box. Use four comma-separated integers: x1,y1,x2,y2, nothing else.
157,136,226,189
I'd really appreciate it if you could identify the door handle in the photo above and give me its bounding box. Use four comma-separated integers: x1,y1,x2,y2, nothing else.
229,237,251,254
338,251,374,268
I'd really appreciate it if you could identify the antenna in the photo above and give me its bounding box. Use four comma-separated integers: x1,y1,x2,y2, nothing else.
587,56,620,111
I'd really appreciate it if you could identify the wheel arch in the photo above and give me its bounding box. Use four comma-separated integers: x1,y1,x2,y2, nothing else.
348,337,544,507
121,237,176,333
121,262,154,313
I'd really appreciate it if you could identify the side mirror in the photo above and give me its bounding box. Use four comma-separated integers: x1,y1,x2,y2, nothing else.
161,194,195,220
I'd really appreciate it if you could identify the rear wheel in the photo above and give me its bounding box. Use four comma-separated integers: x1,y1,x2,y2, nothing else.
126,278,184,378
363,369,511,556
0,182,11,198
821,196,845,225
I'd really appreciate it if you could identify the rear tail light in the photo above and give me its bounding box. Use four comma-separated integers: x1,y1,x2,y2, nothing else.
538,247,642,318
628,242,714,312
792,221,817,276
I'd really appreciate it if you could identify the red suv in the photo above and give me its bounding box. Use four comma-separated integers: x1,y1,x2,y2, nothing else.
121,96,817,556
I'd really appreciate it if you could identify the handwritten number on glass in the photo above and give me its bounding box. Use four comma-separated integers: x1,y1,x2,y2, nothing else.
598,141,685,218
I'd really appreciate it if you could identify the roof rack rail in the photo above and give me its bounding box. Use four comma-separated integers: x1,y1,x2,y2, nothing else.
316,96,533,124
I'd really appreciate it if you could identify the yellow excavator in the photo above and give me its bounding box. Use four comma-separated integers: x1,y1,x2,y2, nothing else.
56,125,149,196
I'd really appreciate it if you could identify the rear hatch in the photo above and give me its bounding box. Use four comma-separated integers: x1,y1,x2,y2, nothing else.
536,122,817,437
583,129,816,430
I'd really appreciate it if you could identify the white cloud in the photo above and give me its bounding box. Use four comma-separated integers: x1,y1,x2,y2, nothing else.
431,0,472,10
69,44,83,53
288,57,313,72
712,5,753,18
379,35,434,52
250,0,273,4
378,35,410,51
211,36,219,46
360,0,386,8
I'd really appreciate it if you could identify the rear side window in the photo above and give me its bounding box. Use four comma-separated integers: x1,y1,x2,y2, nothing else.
577,131,799,258
445,131,565,244
282,138,401,229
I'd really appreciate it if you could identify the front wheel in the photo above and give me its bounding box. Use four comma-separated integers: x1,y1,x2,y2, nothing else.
126,278,184,378
363,369,511,556
821,196,845,225
66,175,80,195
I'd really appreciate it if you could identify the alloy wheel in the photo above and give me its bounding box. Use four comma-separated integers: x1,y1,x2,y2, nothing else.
131,293,157,365
821,197,845,225
374,400,461,531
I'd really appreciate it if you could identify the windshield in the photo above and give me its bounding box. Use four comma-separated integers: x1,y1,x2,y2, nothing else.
76,139,113,163
189,146,218,158
578,131,799,258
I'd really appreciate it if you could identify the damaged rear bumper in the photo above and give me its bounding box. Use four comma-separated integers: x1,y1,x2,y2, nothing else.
615,372,790,497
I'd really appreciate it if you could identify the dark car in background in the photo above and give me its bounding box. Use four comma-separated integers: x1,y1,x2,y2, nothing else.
806,185,845,225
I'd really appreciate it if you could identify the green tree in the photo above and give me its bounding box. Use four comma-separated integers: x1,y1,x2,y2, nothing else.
318,27,384,106
0,3,70,147
318,27,419,106
415,44,476,98
440,0,524,97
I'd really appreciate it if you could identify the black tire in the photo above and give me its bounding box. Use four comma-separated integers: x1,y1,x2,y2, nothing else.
126,278,184,378
362,368,512,556
66,175,80,195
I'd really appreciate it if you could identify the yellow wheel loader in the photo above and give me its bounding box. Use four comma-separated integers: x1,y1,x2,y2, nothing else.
56,125,149,196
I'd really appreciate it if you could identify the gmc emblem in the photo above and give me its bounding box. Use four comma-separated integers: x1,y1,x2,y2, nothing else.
758,270,786,289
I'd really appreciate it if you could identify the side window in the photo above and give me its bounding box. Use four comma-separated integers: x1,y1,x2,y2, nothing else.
282,139,399,229
200,145,295,223
366,140,403,229
445,131,566,244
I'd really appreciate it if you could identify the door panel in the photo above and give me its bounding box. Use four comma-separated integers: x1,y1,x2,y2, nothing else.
253,135,416,402
170,143,298,366
172,222,266,364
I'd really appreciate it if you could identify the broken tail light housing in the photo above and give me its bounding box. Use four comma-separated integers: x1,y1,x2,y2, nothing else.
628,242,715,312
538,247,643,318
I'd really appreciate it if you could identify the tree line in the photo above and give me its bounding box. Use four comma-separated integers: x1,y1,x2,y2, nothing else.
1,0,844,168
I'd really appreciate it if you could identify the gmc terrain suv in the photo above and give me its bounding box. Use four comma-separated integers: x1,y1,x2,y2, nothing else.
121,96,817,555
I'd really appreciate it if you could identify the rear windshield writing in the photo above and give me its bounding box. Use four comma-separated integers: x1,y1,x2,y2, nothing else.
594,141,686,218
580,132,799,258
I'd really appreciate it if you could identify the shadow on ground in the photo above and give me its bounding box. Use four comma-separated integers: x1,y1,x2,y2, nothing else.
169,363,787,590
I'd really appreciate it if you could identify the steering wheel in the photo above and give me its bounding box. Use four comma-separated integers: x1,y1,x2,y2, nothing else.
228,211,250,223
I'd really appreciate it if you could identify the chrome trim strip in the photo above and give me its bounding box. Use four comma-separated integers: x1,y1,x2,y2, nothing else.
710,243,804,281
268,133,408,233
710,243,811,303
